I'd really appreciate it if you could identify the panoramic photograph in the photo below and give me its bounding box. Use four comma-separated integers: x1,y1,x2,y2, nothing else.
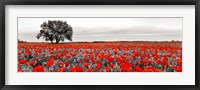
17,18,182,72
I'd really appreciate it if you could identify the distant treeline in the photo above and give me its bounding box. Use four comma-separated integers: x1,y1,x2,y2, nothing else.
18,40,182,43
18,39,27,43
92,40,182,43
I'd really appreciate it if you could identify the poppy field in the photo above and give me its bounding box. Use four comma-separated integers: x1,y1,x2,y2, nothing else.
18,42,182,72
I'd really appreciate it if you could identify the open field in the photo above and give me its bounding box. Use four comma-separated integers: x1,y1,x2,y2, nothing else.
18,41,182,72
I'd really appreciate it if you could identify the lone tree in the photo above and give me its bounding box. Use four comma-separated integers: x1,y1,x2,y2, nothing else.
36,20,73,44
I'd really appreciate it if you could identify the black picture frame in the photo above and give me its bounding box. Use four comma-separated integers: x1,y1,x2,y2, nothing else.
0,0,199,90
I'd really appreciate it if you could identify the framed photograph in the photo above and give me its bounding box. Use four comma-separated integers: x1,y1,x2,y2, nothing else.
0,0,199,89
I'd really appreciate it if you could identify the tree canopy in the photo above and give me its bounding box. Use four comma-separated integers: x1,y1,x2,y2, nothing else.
36,20,73,44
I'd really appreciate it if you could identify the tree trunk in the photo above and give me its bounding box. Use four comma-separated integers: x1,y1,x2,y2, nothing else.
56,37,60,44
49,37,54,44
50,40,53,44
56,40,59,44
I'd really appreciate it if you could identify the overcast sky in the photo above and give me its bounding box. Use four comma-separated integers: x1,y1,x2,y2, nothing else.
18,18,182,42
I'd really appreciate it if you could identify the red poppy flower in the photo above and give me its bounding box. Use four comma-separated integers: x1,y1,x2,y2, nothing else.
58,68,65,72
121,63,129,72
70,68,77,72
33,65,44,72
29,61,35,66
65,62,69,67
97,69,103,72
84,57,89,62
176,60,182,66
27,51,32,55
65,54,71,59
96,63,102,69
174,66,182,72
141,60,147,64
91,59,95,64
77,67,84,72
18,68,24,72
105,67,111,72
86,69,93,72
46,60,54,67
135,66,143,72
110,63,114,68
128,62,133,67
146,66,154,72
70,53,76,57
19,59,27,64
147,60,152,65
35,57,39,61
85,63,89,68
108,58,114,63
156,59,161,64
114,51,118,55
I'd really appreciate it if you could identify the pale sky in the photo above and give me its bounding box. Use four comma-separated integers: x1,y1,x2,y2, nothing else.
18,18,182,42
